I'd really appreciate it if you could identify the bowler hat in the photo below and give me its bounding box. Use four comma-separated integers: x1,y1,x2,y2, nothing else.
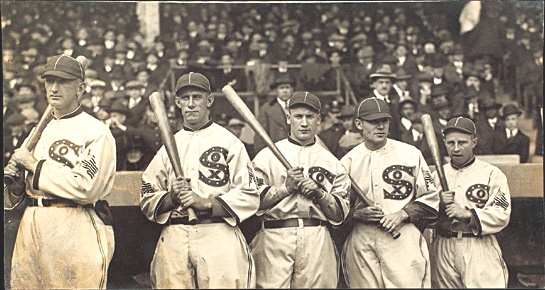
369,64,397,80
443,116,476,136
42,54,85,80
175,72,211,94
288,91,321,112
396,68,412,80
501,104,522,118
357,98,392,120
108,98,130,116
431,84,449,97
338,105,356,118
270,74,296,89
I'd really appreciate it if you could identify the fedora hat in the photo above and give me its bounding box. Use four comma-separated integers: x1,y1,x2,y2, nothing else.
270,74,295,89
501,104,522,118
369,64,397,80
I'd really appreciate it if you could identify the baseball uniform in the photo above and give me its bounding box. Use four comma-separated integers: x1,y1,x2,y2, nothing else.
140,121,259,289
431,157,511,288
5,106,116,289
341,139,439,288
251,137,351,288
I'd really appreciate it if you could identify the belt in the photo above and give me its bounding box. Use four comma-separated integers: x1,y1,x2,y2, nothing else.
437,229,478,238
168,216,225,225
29,197,93,208
263,218,327,229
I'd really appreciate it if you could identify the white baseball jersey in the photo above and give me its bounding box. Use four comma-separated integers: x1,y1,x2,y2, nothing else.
5,107,116,289
251,137,350,288
431,157,511,288
140,121,259,288
340,138,439,288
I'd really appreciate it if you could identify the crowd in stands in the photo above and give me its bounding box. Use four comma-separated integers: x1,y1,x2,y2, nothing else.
3,2,543,171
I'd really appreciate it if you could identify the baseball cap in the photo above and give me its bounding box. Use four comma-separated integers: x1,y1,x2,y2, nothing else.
357,98,392,120
175,72,211,94
443,116,476,136
42,54,85,80
287,91,321,113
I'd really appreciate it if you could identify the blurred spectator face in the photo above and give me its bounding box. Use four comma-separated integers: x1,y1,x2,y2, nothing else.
127,87,141,100
77,28,89,40
220,54,234,66
9,123,26,136
395,45,408,57
432,66,445,78
396,79,409,91
419,82,432,98
400,102,416,119
373,78,393,96
96,108,110,121
136,70,150,83
117,33,127,44
92,86,105,97
329,51,342,67
465,76,480,89
276,84,294,102
423,43,436,54
154,41,165,52
437,106,451,120
104,30,116,41
110,112,127,124
227,123,244,138
340,116,354,131
504,114,519,130
147,53,159,65
62,38,75,49
485,107,498,119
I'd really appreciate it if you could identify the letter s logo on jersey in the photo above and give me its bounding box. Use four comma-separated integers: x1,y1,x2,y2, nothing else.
309,166,335,192
199,146,229,187
382,165,414,200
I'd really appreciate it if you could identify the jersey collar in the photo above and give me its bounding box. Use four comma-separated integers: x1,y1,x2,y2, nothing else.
55,105,84,120
183,119,213,132
287,136,316,147
450,155,476,170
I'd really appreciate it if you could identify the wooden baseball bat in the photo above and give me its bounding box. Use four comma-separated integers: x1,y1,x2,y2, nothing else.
222,85,292,170
315,137,401,239
223,85,400,239
149,92,198,224
421,114,458,226
4,105,54,185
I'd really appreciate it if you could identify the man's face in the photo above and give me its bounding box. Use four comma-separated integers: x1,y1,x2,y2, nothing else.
136,71,150,83
432,67,444,78
444,131,477,167
485,107,498,119
110,111,127,124
276,84,293,101
175,88,213,129
127,88,142,99
355,117,389,149
465,76,480,89
400,103,416,119
504,114,518,130
288,106,321,145
340,116,354,130
373,78,393,96
437,107,451,120
44,76,83,113
227,124,244,137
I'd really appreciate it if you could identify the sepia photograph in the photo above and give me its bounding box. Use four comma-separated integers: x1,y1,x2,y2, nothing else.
2,1,543,289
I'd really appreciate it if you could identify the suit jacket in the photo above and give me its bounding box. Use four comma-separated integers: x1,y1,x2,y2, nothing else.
125,97,150,127
254,98,289,154
318,123,346,159
494,129,530,163
474,117,504,155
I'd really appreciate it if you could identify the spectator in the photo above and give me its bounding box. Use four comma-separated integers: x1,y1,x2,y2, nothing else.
474,97,503,155
394,98,419,141
226,117,255,159
254,74,295,153
392,68,413,101
124,80,149,127
3,113,30,166
106,98,132,171
319,104,360,159
368,64,400,139
494,103,530,163
212,52,247,92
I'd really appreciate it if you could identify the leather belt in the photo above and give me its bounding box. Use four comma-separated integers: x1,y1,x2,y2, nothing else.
263,218,327,229
29,197,93,208
168,216,225,225
437,229,478,238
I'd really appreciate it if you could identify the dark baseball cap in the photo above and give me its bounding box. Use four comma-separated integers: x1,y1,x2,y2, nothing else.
41,54,85,80
357,98,392,120
287,91,321,112
443,116,476,136
175,72,211,94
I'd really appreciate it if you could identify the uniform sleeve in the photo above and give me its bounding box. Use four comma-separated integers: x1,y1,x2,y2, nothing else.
214,140,260,226
327,161,351,225
402,152,440,227
469,169,511,236
32,127,116,205
139,146,172,224
251,149,282,215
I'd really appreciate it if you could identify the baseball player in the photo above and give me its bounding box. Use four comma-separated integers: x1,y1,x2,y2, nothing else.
4,54,116,289
431,116,511,288
140,72,259,288
251,91,351,288
341,98,439,288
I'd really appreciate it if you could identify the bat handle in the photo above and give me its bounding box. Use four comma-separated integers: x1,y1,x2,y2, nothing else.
186,208,198,224
391,229,401,239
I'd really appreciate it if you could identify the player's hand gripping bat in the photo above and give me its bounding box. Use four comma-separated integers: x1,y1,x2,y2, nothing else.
421,114,459,227
149,92,198,224
222,85,400,239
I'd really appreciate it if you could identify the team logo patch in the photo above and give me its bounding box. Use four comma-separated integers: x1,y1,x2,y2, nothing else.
309,166,335,192
248,165,256,186
81,155,98,179
493,191,509,211
466,184,489,208
199,146,229,187
422,168,436,191
383,165,414,200
141,181,154,196
49,139,81,168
